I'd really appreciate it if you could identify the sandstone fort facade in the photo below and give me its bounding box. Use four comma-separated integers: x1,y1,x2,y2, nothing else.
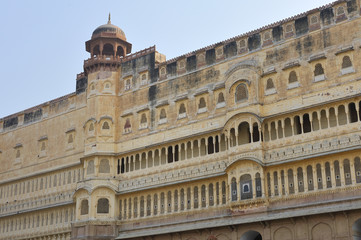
1,1,361,239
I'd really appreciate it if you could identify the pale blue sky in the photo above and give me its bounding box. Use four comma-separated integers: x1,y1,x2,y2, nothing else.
0,0,333,118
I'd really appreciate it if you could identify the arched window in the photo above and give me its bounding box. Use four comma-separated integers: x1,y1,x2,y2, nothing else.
160,109,166,120
314,63,325,82
99,159,110,173
266,78,275,90
124,118,131,133
68,134,73,144
93,45,100,57
342,56,352,69
288,71,298,84
140,113,147,128
235,83,248,102
102,44,114,56
116,46,124,57
102,121,110,130
341,55,354,75
178,103,187,118
314,63,324,76
89,123,94,132
199,98,206,109
97,198,109,213
217,92,225,104
198,98,206,113
80,200,89,215
87,160,94,175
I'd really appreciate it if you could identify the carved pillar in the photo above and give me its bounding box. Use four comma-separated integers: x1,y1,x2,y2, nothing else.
345,105,350,124
205,184,209,208
170,190,173,213
309,113,314,132
190,187,194,209
150,194,154,216
312,163,317,191
321,163,327,189
137,197,141,219
331,163,336,189
278,170,282,197
335,107,339,126
303,166,308,193
340,163,345,187
293,168,299,194
275,121,279,140
351,160,356,185
317,111,321,130
326,108,330,128
290,118,295,136
284,170,289,196
270,171,274,197
252,173,256,199
237,179,241,201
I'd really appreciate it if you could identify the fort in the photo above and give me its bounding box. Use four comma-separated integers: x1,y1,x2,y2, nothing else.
1,1,361,239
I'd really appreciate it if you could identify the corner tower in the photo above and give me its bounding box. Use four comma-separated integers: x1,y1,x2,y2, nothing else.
72,16,131,240
84,14,132,73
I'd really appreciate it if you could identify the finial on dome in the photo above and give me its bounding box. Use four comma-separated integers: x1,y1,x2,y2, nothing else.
108,13,111,24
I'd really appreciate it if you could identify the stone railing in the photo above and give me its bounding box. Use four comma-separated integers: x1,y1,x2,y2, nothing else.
0,191,73,217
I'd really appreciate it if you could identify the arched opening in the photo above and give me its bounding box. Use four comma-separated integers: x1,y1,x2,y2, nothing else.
235,83,248,102
274,227,293,240
312,223,332,240
240,230,262,240
342,56,353,69
99,159,110,173
238,122,251,145
217,92,225,105
92,45,100,57
352,218,361,240
288,71,298,84
80,199,89,215
266,78,275,90
116,46,125,57
338,105,347,125
97,198,109,214
240,174,252,200
255,172,262,197
198,97,206,111
102,43,114,56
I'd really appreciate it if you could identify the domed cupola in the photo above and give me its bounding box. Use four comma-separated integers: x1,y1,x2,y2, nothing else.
91,18,127,41
85,14,132,58
84,14,132,73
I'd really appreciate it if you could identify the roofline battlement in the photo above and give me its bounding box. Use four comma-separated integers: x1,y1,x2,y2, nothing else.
156,0,359,69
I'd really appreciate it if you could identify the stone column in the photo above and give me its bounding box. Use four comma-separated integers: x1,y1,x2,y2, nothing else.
190,187,194,209
293,168,299,194
284,170,289,196
252,173,256,199
331,164,336,189
205,184,209,207
312,163,317,191
278,170,282,197
321,163,327,189
150,194,154,216
270,171,274,197
340,163,345,187
351,160,356,185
